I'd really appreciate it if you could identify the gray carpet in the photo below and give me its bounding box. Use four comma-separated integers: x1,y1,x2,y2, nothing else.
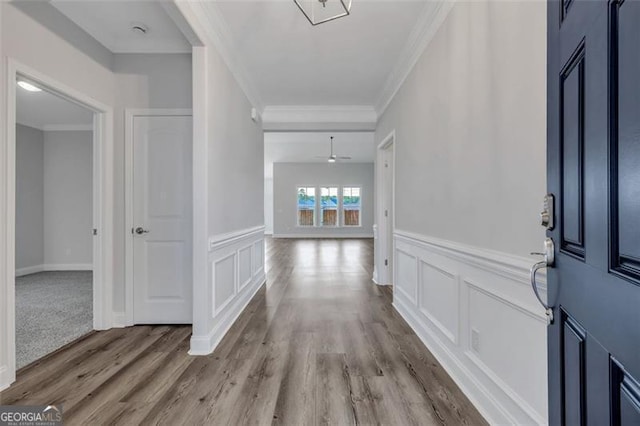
15,271,93,369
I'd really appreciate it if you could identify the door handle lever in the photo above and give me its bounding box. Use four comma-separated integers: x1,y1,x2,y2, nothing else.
530,238,555,324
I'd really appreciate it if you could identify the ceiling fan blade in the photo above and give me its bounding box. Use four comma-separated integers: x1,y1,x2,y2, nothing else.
338,156,352,160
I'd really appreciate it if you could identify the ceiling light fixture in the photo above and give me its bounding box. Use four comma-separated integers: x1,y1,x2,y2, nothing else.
293,0,352,26
17,81,42,92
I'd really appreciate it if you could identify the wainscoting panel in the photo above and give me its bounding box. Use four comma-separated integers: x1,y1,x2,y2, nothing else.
190,226,266,356
395,249,418,303
253,239,263,275
419,261,459,345
393,230,548,425
212,253,236,315
238,245,252,292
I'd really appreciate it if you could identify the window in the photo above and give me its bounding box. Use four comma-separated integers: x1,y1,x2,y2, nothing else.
297,187,316,226
320,187,338,226
343,187,361,226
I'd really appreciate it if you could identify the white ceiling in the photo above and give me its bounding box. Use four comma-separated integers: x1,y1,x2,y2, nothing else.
264,132,375,179
212,1,430,106
16,82,93,131
47,0,442,112
51,1,191,53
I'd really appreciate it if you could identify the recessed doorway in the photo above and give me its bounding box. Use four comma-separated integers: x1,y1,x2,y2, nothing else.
14,81,95,368
2,59,114,385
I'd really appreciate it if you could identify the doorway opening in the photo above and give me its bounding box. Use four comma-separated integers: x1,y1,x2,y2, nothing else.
3,59,113,384
376,131,395,286
14,77,95,368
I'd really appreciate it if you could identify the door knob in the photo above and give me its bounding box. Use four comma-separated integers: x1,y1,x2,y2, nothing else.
134,227,150,235
530,237,555,324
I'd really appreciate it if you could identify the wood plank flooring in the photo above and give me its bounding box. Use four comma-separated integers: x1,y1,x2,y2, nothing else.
1,238,487,425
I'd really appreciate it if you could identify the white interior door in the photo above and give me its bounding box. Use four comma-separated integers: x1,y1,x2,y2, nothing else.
132,115,192,324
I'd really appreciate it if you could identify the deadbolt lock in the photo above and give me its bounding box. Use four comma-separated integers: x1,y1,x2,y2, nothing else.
541,194,555,230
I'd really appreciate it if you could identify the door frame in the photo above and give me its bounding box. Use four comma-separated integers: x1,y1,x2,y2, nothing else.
375,130,396,286
124,108,193,326
2,58,114,385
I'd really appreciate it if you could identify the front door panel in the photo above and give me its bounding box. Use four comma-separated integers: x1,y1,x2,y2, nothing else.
548,1,640,424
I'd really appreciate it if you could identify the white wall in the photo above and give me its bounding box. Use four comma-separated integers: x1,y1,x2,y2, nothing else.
375,2,547,424
200,37,264,353
15,125,44,272
377,2,546,257
15,127,92,273
174,2,266,356
43,130,93,268
206,52,263,237
273,162,374,238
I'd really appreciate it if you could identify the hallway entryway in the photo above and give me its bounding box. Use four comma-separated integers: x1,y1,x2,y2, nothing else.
0,238,484,424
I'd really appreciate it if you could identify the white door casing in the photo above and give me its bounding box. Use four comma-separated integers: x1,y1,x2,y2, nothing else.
126,111,193,324
383,143,394,283
375,130,395,286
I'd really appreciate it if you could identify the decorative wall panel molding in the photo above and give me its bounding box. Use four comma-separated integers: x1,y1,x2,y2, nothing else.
190,226,266,355
393,230,547,425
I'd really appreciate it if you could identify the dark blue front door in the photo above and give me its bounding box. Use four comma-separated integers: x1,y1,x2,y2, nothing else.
547,1,640,424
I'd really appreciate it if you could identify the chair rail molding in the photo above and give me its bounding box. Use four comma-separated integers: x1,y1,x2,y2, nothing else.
392,229,548,425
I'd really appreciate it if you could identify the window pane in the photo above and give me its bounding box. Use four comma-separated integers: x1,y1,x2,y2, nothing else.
298,187,315,226
321,186,338,226
343,187,361,226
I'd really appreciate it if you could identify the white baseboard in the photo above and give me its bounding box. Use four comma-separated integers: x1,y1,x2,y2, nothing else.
112,311,127,328
42,263,93,271
273,233,374,239
15,263,93,277
190,273,265,355
15,265,44,277
0,365,13,392
393,295,509,425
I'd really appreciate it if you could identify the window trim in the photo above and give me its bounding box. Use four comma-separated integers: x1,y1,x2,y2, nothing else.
296,185,317,227
342,186,363,228
320,186,340,227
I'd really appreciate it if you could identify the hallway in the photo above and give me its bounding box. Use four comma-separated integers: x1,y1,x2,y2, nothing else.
0,238,484,425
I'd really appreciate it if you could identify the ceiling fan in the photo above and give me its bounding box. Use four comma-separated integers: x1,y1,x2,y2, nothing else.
316,136,352,163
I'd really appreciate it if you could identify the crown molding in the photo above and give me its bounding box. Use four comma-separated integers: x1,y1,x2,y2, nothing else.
182,2,264,112
15,119,43,131
262,105,377,131
374,0,455,117
175,1,454,123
